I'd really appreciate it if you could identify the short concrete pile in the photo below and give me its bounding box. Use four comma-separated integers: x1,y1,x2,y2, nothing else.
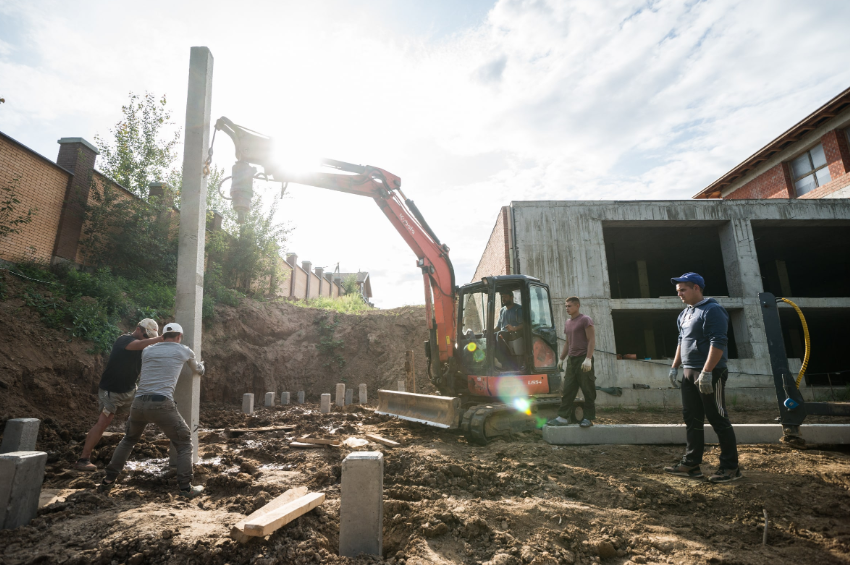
1,418,46,530
281,392,290,405
242,393,254,414
335,384,345,407
339,451,383,557
264,392,275,407
320,393,331,414
359,384,368,404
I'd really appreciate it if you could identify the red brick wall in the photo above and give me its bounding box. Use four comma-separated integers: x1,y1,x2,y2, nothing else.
725,162,793,199
822,128,850,179
472,206,511,281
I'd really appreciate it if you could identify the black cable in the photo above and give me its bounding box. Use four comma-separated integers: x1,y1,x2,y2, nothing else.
0,267,59,286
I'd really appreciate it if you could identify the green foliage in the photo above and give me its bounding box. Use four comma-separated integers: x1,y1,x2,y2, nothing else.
341,274,360,296
95,92,181,199
0,175,36,239
315,312,345,370
202,264,244,321
292,293,372,314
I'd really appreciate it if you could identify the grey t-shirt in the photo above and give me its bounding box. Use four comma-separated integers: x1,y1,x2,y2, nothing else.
136,342,196,399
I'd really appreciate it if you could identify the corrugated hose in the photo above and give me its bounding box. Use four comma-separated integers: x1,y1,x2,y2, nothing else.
778,297,810,388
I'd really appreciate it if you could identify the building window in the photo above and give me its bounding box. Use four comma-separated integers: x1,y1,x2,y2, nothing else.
790,143,831,196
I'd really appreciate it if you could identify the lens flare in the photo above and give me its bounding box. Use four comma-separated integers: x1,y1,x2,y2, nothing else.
465,342,477,352
512,397,532,415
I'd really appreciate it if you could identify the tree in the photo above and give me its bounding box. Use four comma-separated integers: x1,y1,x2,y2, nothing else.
95,92,181,198
0,175,35,239
341,274,360,296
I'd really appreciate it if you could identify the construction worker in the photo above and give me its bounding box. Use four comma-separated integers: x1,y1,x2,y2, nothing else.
665,273,742,483
75,319,162,471
100,322,206,498
548,296,595,428
495,289,524,370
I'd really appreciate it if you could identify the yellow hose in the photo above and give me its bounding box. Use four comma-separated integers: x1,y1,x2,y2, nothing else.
779,298,810,388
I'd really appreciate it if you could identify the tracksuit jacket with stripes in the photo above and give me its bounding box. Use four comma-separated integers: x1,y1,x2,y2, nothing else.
676,297,729,370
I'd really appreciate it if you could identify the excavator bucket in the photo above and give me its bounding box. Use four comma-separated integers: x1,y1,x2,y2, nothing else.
376,390,462,429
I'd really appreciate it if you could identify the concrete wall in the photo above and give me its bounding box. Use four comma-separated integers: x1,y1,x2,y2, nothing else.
472,206,512,282
503,199,850,403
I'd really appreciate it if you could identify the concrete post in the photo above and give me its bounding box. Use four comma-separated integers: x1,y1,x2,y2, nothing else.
335,384,345,407
242,393,254,414
281,392,290,405
345,389,353,406
339,451,384,557
264,392,275,407
359,384,368,404
0,451,47,530
298,391,305,404
173,46,214,464
397,380,405,392
0,419,40,454
320,394,331,413
405,350,415,392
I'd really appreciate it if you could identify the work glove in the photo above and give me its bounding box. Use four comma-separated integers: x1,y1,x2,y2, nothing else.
557,359,564,372
581,358,593,372
698,371,714,394
668,367,679,389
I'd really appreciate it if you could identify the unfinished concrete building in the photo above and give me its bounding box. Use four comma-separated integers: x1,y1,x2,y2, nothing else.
473,199,850,407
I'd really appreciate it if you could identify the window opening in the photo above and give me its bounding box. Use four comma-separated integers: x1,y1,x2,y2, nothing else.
459,290,489,373
790,143,831,196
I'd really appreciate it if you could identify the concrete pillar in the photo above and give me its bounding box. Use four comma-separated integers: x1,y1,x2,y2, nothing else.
242,393,254,414
335,384,345,407
0,419,40,454
297,391,305,404
397,380,405,392
315,267,324,296
359,384,368,404
320,393,331,414
345,389,353,406
302,261,312,298
281,392,290,405
173,46,214,465
718,219,768,360
405,350,415,392
0,451,47,530
339,451,384,557
52,138,99,263
264,392,275,407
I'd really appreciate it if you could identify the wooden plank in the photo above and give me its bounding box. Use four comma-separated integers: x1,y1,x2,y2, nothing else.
230,486,308,543
224,426,296,438
297,437,341,446
244,492,325,536
289,441,326,449
39,488,79,509
364,433,400,448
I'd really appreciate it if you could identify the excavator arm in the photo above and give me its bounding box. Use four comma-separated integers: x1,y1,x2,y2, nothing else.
214,118,457,379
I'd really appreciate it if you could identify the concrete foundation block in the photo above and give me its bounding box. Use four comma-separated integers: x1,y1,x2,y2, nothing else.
281,392,290,405
242,393,254,414
359,384,368,404
0,451,47,529
542,423,850,445
336,384,346,407
0,419,40,454
397,380,405,392
297,391,305,404
339,451,383,557
320,394,331,414
345,389,353,406
264,392,275,407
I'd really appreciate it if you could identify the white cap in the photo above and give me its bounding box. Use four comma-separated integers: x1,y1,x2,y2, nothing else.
163,322,184,334
138,318,158,338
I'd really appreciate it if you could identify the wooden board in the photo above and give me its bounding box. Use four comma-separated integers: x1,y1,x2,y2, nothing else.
224,426,296,437
39,488,79,509
364,433,401,447
297,437,341,446
244,492,326,536
230,486,308,543
289,441,327,449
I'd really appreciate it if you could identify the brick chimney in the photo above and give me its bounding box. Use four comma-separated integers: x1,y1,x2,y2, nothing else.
285,253,298,267
52,138,99,263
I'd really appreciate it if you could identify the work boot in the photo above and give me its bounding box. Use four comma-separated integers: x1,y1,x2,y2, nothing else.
74,459,97,472
579,419,593,428
97,479,116,493
663,462,703,479
178,485,204,499
708,467,743,484
545,417,572,427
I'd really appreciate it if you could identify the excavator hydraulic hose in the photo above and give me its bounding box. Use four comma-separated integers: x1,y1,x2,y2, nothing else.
778,297,810,388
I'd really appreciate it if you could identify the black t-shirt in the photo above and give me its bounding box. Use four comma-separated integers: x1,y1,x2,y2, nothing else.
98,335,143,393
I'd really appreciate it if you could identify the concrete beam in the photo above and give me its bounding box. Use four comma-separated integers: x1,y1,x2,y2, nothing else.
0,451,47,529
339,451,383,557
0,419,40,454
543,424,850,445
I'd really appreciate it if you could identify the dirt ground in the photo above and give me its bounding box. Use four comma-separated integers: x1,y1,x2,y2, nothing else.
1,402,848,565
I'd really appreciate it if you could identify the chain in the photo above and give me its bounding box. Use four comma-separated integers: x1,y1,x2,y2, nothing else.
203,127,217,178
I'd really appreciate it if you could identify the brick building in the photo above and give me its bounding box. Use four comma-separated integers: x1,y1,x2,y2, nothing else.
693,85,850,200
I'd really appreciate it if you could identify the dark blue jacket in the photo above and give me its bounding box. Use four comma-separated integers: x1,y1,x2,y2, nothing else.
677,298,729,369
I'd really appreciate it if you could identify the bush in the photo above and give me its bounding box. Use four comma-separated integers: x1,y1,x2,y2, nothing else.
292,293,372,314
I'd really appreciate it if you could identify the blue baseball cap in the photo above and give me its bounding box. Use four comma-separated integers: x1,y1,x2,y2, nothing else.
671,272,705,290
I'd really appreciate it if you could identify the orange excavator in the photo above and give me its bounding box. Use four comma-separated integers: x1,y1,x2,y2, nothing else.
213,117,565,443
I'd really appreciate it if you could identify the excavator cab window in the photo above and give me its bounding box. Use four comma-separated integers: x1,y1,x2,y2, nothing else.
529,284,557,371
459,290,489,374
494,286,525,372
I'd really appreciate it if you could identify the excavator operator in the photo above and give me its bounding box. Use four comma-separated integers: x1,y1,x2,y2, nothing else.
495,290,524,371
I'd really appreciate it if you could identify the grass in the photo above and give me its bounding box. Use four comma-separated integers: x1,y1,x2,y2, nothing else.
290,293,372,314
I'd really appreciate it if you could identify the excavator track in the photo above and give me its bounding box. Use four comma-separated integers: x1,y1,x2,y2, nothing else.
461,397,569,445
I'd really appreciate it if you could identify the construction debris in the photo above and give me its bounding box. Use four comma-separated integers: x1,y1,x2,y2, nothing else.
243,492,326,537
296,437,342,446
230,486,309,543
223,425,295,438
364,433,400,448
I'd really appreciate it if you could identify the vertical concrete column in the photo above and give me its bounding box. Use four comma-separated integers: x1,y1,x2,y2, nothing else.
405,350,415,393
0,451,47,530
264,392,275,407
320,394,331,413
335,383,346,407
242,393,254,414
719,219,767,360
359,384,368,404
0,419,40,454
302,261,312,299
281,392,290,405
52,138,99,263
345,389,353,405
397,380,406,392
297,391,305,404
339,451,384,557
174,46,214,464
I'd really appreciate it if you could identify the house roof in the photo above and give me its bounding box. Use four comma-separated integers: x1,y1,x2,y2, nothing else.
337,271,372,298
693,85,850,199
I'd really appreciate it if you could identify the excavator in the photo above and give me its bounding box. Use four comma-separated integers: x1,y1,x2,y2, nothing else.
212,117,566,443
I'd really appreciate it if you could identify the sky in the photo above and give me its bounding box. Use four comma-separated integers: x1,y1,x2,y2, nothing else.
2,0,849,308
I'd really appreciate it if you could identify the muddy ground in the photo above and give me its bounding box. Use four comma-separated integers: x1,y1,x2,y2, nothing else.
1,403,848,565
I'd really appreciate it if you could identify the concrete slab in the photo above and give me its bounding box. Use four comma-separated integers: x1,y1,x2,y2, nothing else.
0,419,40,453
339,451,383,557
264,392,275,407
297,391,305,404
0,451,47,529
359,384,368,404
543,424,850,445
336,384,345,407
320,394,331,414
345,389,353,406
242,394,254,414
281,392,290,405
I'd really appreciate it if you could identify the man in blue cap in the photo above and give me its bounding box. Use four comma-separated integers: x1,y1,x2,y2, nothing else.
664,272,741,483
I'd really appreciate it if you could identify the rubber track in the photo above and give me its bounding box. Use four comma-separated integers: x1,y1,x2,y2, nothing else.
462,398,562,445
